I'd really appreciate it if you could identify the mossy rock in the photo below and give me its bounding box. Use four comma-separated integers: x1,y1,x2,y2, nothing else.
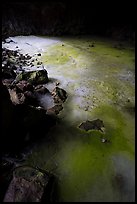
16,70,49,85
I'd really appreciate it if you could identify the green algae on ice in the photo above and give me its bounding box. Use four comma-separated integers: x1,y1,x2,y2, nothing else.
21,36,134,202
41,43,80,65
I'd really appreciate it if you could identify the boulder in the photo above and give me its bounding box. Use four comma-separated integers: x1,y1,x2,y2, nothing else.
34,84,50,94
1,84,15,137
8,89,26,105
16,70,49,85
3,166,55,202
0,158,14,202
51,87,67,104
22,105,56,141
24,91,39,106
8,88,38,106
2,68,16,80
1,83,56,155
16,80,34,92
2,79,13,88
1,84,26,154
47,104,63,115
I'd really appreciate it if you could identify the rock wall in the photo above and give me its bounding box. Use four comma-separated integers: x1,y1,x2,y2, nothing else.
2,1,135,42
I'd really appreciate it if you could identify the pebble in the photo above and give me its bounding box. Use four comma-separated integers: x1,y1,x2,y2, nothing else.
101,138,107,143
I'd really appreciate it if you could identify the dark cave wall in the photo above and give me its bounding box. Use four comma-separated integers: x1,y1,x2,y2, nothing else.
2,1,135,42
2,2,85,37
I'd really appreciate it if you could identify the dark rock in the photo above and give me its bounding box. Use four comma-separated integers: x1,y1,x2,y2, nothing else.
8,85,38,106
16,80,34,92
37,61,42,65
1,84,15,134
2,79,14,88
24,91,39,106
0,158,14,202
51,87,67,104
16,93,26,104
2,68,16,79
23,105,56,141
1,84,26,154
11,65,17,70
8,89,26,105
89,44,94,47
16,70,49,85
3,166,55,202
26,55,31,60
34,84,50,94
5,39,15,43
47,104,63,115
55,81,60,86
79,119,105,132
1,99,56,155
37,53,41,56
2,48,33,74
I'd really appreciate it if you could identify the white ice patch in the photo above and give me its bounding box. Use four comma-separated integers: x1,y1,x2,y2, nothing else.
2,36,60,55
39,93,54,110
21,65,46,72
